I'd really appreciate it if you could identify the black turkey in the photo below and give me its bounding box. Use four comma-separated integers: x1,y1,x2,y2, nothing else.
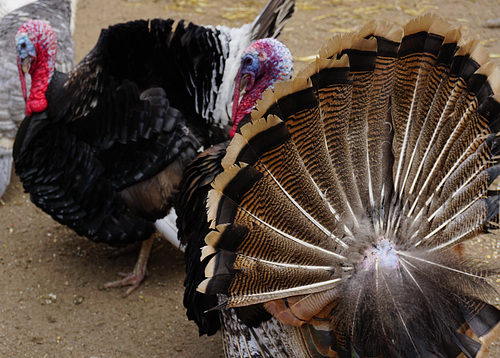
188,14,500,356
12,0,295,295
0,0,76,200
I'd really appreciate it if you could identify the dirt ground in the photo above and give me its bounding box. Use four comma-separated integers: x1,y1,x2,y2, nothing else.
1,0,500,357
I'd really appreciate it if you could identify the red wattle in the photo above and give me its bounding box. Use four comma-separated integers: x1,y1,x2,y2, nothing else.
229,123,237,138
230,80,270,138
25,96,48,117
25,49,51,116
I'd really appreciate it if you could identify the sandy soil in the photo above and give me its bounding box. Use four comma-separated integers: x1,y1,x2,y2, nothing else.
1,0,500,356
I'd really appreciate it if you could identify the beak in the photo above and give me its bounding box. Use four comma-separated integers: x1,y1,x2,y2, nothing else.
239,73,251,92
231,68,255,131
21,57,31,74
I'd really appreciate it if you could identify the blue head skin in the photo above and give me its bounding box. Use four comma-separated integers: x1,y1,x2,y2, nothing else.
231,38,293,137
16,33,37,71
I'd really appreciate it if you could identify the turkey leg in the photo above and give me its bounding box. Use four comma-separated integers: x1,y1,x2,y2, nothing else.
103,236,154,296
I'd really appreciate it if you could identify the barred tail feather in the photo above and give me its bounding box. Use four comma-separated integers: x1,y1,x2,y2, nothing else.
199,14,500,357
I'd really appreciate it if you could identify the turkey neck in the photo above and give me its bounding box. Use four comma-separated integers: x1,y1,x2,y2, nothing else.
25,53,53,116
231,78,271,137
231,61,291,138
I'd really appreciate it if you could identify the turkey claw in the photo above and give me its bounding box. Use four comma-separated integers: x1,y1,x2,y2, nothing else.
103,271,147,297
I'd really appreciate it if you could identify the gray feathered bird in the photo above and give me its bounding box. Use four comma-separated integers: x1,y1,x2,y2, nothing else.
186,14,500,357
0,0,77,200
0,1,39,18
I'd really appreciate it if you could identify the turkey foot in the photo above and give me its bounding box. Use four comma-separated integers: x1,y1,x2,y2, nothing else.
103,236,154,296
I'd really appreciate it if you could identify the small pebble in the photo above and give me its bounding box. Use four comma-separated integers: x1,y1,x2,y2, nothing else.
74,295,84,305
486,18,500,28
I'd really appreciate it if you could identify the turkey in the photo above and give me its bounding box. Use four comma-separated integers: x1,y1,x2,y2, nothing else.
0,0,77,201
186,14,500,357
13,0,295,295
177,37,293,336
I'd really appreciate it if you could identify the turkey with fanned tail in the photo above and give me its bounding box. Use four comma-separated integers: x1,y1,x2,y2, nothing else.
177,37,294,337
12,0,295,295
186,14,500,357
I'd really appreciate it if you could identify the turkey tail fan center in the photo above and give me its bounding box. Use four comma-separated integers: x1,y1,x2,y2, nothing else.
198,14,500,357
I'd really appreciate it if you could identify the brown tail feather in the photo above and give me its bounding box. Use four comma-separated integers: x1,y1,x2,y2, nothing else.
199,14,500,357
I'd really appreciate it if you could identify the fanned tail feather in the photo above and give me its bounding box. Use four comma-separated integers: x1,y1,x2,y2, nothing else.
198,14,500,357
